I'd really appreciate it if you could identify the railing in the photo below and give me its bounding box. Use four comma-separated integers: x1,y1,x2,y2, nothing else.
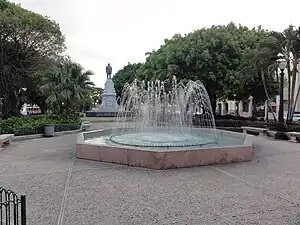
0,187,26,225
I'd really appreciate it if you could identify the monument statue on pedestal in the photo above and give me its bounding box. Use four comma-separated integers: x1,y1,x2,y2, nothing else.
106,63,112,79
98,63,120,115
85,63,120,117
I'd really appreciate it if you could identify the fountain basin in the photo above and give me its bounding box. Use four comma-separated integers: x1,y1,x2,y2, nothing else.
76,129,253,169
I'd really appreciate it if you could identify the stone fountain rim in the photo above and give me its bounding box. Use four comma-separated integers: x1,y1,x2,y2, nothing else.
78,128,253,152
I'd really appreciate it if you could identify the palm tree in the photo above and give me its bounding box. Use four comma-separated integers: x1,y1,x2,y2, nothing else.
40,60,94,115
238,33,280,121
271,26,300,122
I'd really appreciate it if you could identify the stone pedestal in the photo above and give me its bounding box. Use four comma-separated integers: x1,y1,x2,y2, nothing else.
86,78,119,117
99,79,120,113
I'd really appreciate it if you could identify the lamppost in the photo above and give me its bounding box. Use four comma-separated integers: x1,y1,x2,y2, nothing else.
275,60,289,140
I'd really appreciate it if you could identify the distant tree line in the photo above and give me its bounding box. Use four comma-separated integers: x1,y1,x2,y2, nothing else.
113,23,300,121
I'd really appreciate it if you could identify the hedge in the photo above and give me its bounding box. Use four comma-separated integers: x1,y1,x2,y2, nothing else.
0,115,81,136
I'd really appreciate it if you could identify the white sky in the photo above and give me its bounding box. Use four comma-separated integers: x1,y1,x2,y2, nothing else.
12,0,300,88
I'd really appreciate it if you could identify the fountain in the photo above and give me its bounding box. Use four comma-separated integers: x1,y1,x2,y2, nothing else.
110,77,217,147
77,77,253,169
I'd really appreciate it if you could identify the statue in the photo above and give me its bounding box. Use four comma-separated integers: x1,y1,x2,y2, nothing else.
106,63,112,79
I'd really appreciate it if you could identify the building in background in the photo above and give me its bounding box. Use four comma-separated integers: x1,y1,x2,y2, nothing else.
216,66,300,121
20,103,41,115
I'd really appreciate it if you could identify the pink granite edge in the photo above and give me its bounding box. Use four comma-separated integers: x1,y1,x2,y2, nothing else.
76,143,253,169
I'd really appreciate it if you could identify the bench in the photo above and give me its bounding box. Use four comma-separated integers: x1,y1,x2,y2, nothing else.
287,132,300,142
241,126,268,136
0,134,14,150
82,121,91,131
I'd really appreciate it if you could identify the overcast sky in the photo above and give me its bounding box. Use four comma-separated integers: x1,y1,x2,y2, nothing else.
12,0,300,88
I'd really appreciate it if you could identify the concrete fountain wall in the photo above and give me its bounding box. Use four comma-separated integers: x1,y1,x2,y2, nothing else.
76,129,253,169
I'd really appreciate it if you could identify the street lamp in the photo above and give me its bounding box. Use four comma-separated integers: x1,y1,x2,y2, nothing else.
275,60,289,140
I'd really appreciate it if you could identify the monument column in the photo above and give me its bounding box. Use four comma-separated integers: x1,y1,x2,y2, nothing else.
86,63,120,117
99,63,120,116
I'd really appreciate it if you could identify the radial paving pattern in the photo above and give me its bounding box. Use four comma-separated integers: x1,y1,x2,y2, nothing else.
1,126,300,224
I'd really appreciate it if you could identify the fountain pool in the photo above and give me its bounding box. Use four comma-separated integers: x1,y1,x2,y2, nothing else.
76,77,253,169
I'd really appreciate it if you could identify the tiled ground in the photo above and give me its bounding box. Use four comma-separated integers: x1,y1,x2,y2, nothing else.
1,124,300,224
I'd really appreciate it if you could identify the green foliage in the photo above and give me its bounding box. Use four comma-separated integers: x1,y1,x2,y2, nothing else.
286,122,300,132
224,28,280,103
130,23,281,111
273,25,300,122
0,114,81,134
40,60,95,114
0,0,9,10
112,63,142,97
0,1,65,116
89,87,103,106
0,1,65,56
76,86,102,111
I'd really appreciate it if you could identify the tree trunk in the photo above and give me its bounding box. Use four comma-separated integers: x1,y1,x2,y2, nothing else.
236,101,239,116
288,61,297,123
37,102,47,114
208,91,217,117
290,78,300,120
287,59,292,122
261,69,277,121
288,60,299,122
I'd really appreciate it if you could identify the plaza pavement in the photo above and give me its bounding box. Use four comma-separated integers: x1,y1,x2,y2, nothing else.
0,123,300,224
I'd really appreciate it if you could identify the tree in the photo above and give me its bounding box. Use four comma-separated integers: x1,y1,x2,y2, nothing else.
40,60,94,115
0,1,65,116
137,23,279,113
238,47,280,120
112,63,142,98
85,87,103,110
271,26,300,122
243,25,300,122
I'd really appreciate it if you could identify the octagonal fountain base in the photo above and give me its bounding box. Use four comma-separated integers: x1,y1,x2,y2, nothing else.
76,129,253,169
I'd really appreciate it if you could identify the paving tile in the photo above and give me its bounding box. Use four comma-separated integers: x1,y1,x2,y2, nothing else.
62,167,289,225
229,205,300,225
214,150,300,204
0,172,68,225
73,158,128,171
0,148,73,176
1,130,300,224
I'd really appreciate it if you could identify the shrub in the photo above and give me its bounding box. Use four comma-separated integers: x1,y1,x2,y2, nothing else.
0,114,81,135
215,120,243,127
214,115,258,121
286,122,300,132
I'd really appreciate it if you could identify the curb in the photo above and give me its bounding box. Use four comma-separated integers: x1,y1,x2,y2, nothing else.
82,119,116,123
